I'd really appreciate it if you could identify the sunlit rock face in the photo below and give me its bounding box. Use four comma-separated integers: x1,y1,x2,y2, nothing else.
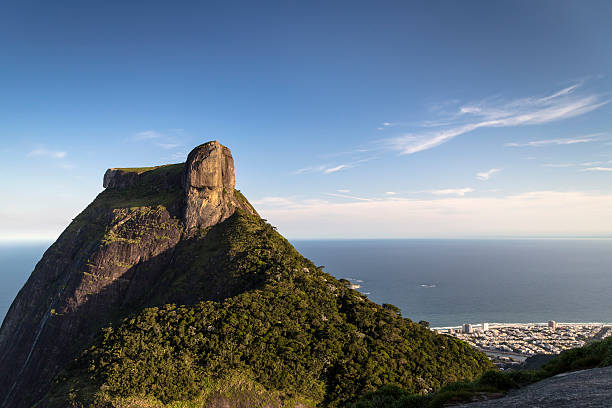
183,140,255,231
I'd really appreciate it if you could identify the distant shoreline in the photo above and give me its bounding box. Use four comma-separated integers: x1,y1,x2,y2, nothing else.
432,322,612,330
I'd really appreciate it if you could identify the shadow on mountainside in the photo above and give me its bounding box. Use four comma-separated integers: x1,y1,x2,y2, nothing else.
4,212,270,408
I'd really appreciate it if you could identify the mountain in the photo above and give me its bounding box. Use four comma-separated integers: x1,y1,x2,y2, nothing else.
0,141,492,408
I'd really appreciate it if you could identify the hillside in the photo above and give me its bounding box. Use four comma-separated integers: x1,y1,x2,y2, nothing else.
0,141,492,408
352,335,612,407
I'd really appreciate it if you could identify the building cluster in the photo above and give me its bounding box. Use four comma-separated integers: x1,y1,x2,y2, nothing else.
437,322,611,356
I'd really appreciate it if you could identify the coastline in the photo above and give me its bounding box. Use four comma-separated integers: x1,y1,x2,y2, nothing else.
432,322,612,330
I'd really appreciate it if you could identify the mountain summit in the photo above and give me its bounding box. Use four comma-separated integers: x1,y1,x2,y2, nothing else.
0,142,491,408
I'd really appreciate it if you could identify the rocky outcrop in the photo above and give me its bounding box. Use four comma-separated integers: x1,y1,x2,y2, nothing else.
455,366,612,408
182,141,255,230
103,164,184,190
0,141,255,408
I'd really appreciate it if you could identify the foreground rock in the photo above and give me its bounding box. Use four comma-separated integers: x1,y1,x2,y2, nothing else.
456,366,612,408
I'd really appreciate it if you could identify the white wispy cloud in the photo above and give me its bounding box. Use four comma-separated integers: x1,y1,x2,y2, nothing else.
27,148,67,159
157,143,181,149
430,188,474,196
582,167,612,172
134,130,163,140
338,189,350,193
385,83,608,154
386,191,397,195
476,168,501,181
294,157,376,175
326,193,372,201
324,165,347,174
505,135,601,147
134,130,184,152
293,165,328,175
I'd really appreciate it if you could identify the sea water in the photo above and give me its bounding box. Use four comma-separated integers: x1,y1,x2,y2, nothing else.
293,239,612,327
1,240,611,328
0,243,49,323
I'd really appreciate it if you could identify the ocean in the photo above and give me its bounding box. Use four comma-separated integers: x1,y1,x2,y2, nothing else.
1,239,611,327
293,239,612,327
0,243,49,324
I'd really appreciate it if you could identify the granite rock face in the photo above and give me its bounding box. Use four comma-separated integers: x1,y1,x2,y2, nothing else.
455,366,612,408
0,141,255,408
183,141,254,230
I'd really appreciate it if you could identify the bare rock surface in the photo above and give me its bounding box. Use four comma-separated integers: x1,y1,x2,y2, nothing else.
183,141,255,230
455,366,612,408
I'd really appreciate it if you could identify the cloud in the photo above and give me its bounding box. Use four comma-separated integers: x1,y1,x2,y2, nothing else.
505,135,601,147
156,143,181,149
27,148,67,159
253,191,612,238
385,83,608,155
430,188,474,196
293,165,327,175
251,196,300,207
324,165,347,174
326,193,371,201
134,130,163,140
134,130,185,153
582,167,612,172
386,191,397,195
476,168,501,181
294,157,376,175
338,189,350,193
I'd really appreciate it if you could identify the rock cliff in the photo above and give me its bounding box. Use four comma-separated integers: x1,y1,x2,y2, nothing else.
0,141,492,408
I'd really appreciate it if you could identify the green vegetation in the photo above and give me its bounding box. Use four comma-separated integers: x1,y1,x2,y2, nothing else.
44,211,492,407
234,189,257,214
57,164,185,253
111,163,183,174
352,336,612,407
98,165,185,210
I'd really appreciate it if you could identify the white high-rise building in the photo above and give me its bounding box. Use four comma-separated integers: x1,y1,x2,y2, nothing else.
463,323,473,334
482,323,489,332
548,320,557,331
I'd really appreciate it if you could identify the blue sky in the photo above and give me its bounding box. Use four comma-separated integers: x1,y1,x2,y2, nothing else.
1,1,612,240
